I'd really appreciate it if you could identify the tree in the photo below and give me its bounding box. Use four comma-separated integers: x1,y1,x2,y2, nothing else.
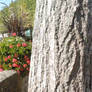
28,0,92,92
1,6,25,36
0,0,36,36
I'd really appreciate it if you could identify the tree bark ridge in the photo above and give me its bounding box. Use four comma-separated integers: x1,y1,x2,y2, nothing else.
28,0,92,92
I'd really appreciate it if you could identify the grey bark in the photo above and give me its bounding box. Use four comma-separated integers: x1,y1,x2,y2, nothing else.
28,0,92,92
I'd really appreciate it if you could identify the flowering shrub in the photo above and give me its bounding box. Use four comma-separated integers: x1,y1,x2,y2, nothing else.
0,34,31,77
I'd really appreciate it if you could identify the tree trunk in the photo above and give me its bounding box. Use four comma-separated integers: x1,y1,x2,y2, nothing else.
28,0,92,92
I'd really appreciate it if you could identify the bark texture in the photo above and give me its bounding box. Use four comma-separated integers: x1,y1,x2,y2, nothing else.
28,0,92,92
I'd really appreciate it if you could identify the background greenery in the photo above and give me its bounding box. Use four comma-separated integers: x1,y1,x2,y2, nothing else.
0,0,36,34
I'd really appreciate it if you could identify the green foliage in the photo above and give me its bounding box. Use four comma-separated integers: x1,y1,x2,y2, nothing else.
0,35,32,77
14,0,36,27
0,0,36,33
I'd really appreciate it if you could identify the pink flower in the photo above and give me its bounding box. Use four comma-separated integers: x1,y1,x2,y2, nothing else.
23,64,27,68
12,58,17,63
26,60,30,65
17,43,21,47
12,63,19,67
0,68,3,72
4,57,8,62
26,68,29,71
22,43,27,47
9,45,13,48
8,55,11,59
12,33,16,36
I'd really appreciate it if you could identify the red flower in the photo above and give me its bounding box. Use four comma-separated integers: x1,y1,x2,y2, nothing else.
22,43,27,47
9,45,13,48
17,43,21,47
12,63,19,67
26,58,30,61
26,60,30,65
14,53,18,58
8,55,11,59
20,68,23,71
0,68,3,72
24,56,28,59
24,56,30,61
12,58,17,63
12,33,16,36
0,65,2,68
9,64,12,68
4,57,8,62
17,65,20,68
23,64,27,68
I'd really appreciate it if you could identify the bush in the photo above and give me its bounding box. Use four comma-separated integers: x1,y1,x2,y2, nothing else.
0,34,32,77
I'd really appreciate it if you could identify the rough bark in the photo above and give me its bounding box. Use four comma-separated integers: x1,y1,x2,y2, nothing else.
28,0,92,92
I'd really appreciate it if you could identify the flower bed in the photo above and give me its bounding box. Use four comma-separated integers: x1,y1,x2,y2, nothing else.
0,33,32,77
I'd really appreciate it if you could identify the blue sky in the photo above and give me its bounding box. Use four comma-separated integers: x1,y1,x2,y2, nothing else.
0,0,15,10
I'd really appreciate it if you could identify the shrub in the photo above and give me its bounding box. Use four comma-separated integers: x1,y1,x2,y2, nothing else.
0,34,32,77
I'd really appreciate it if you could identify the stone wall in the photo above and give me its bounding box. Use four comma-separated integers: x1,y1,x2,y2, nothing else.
0,70,21,92
21,75,28,92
